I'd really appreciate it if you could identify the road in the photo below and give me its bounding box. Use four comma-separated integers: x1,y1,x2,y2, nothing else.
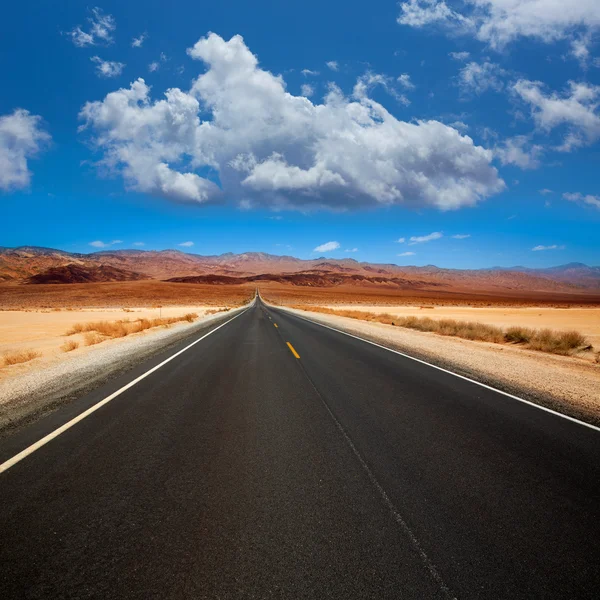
0,297,599,599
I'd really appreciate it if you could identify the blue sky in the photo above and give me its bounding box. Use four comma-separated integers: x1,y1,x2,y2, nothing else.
1,0,599,268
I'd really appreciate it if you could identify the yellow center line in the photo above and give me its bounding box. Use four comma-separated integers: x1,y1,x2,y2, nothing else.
274,323,278,328
286,342,300,359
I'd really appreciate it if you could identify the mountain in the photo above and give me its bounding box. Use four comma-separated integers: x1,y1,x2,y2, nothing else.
1,246,599,294
26,265,147,284
490,263,600,288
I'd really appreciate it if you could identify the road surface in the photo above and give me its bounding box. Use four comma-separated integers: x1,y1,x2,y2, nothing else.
1,298,599,598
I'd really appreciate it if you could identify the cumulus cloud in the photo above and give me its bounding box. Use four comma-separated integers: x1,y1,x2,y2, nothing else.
513,79,600,150
409,231,443,244
326,61,339,71
313,241,340,252
301,84,314,97
398,0,600,50
0,109,50,192
301,69,319,76
148,61,160,72
449,51,470,60
396,237,406,243
494,135,543,169
178,241,194,247
532,244,565,251
452,233,470,239
91,56,125,78
79,33,503,210
539,188,553,195
132,33,147,48
563,191,600,210
89,239,122,248
459,61,505,94
67,7,115,47
398,251,416,256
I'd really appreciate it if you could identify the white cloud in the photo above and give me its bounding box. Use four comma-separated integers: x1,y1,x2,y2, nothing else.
67,7,115,48
132,33,147,48
89,239,122,248
301,84,314,97
326,61,339,71
398,0,600,50
398,73,415,89
345,247,358,252
148,61,160,72
398,251,416,256
452,234,470,239
398,0,469,29
178,241,194,247
563,191,600,210
449,120,469,132
449,51,470,60
539,188,553,195
313,241,340,252
409,231,443,244
396,237,406,243
91,56,125,78
459,61,505,94
532,244,565,251
79,33,503,210
132,241,145,246
513,79,600,150
494,135,543,169
0,109,50,192
301,69,319,76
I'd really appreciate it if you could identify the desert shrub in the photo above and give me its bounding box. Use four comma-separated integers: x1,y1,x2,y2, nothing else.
66,323,85,335
528,329,588,355
83,332,103,346
60,340,79,352
3,349,42,366
504,326,535,344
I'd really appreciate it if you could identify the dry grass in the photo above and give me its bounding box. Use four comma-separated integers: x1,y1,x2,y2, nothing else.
83,332,103,346
3,349,42,366
290,305,591,357
205,307,231,315
65,313,199,346
60,340,79,353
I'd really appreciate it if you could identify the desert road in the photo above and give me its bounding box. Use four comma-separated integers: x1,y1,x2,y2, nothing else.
0,298,599,599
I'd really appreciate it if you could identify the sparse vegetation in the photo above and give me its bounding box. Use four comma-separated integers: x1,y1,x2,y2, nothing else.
3,349,42,366
206,307,231,315
65,313,199,346
290,305,591,357
83,332,103,346
60,340,79,352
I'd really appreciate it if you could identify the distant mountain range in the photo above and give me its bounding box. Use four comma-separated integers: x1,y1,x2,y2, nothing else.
0,246,599,294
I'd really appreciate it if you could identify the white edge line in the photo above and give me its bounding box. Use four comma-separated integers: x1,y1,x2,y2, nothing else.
0,305,253,475
273,305,600,433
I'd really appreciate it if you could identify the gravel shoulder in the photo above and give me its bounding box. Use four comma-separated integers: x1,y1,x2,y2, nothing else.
279,306,600,426
0,306,248,435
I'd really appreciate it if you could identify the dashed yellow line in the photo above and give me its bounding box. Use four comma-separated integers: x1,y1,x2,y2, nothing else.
274,323,278,328
286,342,300,359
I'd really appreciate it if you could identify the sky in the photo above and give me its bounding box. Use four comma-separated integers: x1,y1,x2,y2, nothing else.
1,0,599,269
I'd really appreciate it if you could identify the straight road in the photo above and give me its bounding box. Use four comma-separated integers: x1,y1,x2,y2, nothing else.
0,298,599,598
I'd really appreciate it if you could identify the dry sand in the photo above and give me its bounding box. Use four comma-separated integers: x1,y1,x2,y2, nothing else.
0,306,226,383
320,304,600,348
280,306,600,425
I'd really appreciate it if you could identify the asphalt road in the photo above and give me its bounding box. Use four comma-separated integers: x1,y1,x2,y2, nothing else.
0,298,599,599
